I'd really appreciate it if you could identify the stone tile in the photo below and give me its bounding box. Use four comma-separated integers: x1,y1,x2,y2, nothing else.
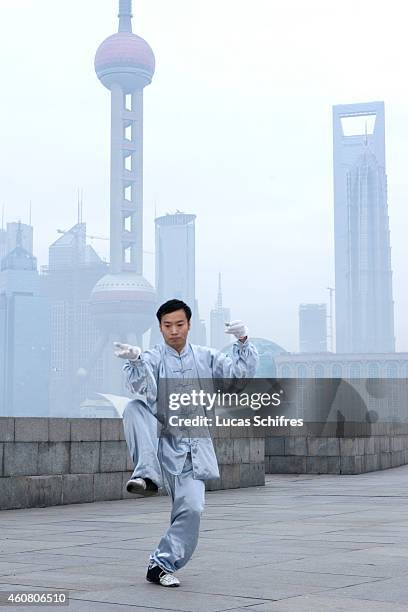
93,472,123,502
265,436,285,455
62,474,94,505
100,419,122,441
340,455,364,474
179,571,326,600
25,475,63,508
3,443,39,477
0,560,59,577
48,418,71,442
211,423,231,439
214,438,234,464
220,463,240,489
374,436,390,453
364,436,375,454
232,438,250,463
391,450,405,467
251,595,408,611
70,419,100,442
340,438,365,456
277,549,408,578
14,418,48,442
390,436,406,452
364,453,380,472
285,436,307,456
308,437,339,456
0,476,16,510
268,455,306,474
230,422,251,439
306,456,340,474
55,601,145,612
0,539,77,555
38,442,70,475
249,437,265,462
239,462,264,487
99,441,127,472
0,417,14,442
325,576,408,604
0,569,131,591
67,584,271,612
0,553,124,569
70,442,100,474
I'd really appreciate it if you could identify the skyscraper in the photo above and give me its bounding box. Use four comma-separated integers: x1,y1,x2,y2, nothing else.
0,229,6,262
210,273,231,349
155,212,196,306
299,303,327,353
154,212,205,344
0,224,50,416
41,223,108,416
333,101,395,353
89,0,156,391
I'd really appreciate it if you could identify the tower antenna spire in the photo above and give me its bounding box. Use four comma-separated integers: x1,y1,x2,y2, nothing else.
118,0,133,33
217,272,223,309
80,189,84,224
16,220,23,248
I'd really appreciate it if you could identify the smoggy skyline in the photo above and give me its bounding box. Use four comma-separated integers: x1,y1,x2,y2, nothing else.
0,0,407,351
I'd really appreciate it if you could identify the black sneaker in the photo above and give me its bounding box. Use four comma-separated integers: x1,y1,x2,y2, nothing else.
126,477,158,496
146,560,180,587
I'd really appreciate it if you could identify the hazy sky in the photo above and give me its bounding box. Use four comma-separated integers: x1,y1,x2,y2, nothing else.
1,0,407,351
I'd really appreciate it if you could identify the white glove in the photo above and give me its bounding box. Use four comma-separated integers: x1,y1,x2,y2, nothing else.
113,342,142,361
225,320,248,340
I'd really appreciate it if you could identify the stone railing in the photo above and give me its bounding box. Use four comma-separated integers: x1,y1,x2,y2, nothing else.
265,422,408,475
2,415,407,511
0,417,264,511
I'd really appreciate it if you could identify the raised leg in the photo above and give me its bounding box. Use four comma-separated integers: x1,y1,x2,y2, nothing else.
122,399,163,488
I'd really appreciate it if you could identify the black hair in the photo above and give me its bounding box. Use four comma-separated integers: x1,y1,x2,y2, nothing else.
156,299,192,323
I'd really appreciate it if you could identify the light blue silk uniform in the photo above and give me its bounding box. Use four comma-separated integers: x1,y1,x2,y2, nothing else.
122,339,258,573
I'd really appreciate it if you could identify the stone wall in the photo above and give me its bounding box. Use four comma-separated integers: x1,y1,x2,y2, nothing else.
0,417,264,511
265,422,408,475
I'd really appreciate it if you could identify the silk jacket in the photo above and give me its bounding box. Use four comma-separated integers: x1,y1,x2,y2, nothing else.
123,339,259,480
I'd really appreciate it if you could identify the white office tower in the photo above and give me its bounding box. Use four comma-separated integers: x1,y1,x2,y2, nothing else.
153,212,205,344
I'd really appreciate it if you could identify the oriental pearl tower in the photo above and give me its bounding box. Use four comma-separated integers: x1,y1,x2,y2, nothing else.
89,0,156,392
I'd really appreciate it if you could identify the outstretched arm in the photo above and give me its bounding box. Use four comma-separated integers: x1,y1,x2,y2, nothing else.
114,342,160,410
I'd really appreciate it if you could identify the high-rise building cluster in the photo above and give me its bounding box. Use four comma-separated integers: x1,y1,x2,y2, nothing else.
1,3,405,417
0,1,210,416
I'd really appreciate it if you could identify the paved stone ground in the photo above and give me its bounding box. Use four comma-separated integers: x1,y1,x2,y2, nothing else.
1,466,408,611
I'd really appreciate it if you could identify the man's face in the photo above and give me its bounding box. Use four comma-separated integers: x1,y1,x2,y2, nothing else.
160,309,191,352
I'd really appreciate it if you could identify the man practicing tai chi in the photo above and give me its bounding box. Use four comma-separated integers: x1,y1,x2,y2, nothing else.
114,299,258,588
